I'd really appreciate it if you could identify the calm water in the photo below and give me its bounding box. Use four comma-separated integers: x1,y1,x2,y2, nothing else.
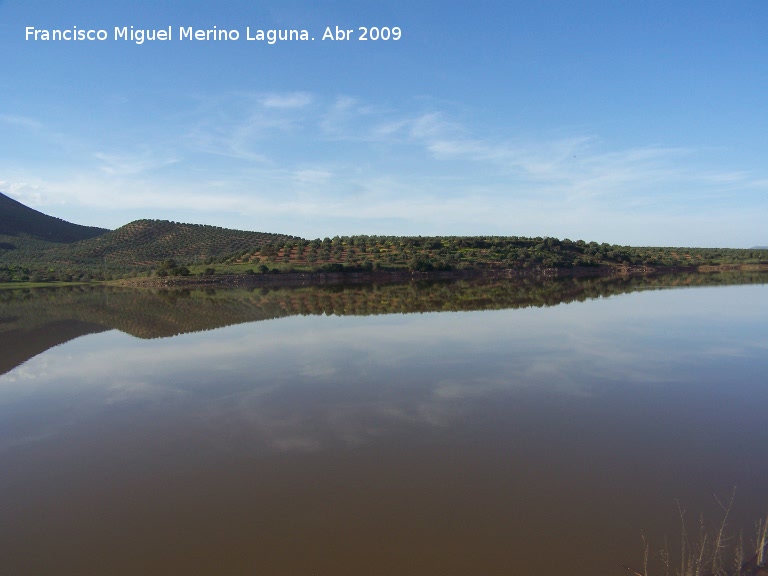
1,275,767,575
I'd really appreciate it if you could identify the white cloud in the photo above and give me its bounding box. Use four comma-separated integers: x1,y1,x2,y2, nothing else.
0,179,52,207
2,91,767,244
261,92,313,108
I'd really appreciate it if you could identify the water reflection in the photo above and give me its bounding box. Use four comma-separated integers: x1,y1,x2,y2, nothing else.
1,275,767,575
2,270,767,375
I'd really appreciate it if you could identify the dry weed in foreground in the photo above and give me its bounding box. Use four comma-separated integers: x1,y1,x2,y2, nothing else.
621,493,768,576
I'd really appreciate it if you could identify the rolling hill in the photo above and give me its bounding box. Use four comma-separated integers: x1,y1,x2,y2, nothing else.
0,192,297,279
2,191,767,283
54,219,299,268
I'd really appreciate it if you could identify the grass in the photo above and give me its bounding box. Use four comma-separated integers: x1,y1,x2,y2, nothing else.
623,493,768,576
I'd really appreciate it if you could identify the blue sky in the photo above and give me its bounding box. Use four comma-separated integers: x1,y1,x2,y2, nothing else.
1,1,766,246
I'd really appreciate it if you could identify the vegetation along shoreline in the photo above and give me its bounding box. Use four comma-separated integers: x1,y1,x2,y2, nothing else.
2,191,767,287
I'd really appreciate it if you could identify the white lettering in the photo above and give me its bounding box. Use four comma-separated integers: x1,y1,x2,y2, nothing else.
115,26,173,44
178,26,238,41
26,26,108,41
247,28,310,43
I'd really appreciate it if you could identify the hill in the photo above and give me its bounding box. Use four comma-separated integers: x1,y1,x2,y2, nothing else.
1,214,298,281
2,193,768,283
0,191,109,243
59,219,299,269
198,235,768,278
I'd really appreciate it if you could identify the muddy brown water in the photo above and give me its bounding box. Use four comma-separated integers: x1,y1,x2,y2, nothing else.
1,277,767,575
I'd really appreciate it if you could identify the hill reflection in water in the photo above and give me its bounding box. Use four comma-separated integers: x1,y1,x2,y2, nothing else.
0,273,767,575
2,271,767,375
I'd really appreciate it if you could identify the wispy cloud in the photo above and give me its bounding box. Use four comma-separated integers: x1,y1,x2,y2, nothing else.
292,168,334,184
2,90,766,244
94,151,179,176
183,91,320,163
261,92,313,108
0,113,43,130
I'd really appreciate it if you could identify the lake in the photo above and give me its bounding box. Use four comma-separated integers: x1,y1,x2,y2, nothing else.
1,273,767,575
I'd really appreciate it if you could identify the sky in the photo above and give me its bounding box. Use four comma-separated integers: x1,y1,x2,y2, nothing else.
1,0,766,247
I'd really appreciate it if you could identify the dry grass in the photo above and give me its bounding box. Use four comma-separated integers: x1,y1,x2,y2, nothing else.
623,492,768,576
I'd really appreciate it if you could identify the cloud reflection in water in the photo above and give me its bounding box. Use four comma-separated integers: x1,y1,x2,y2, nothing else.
1,285,766,454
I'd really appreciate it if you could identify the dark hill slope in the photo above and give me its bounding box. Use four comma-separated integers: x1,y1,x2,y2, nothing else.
0,192,109,243
2,218,298,272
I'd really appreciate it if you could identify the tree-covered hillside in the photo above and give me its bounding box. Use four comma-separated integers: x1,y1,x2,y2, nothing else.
1,193,767,283
50,219,298,269
1,218,298,281
202,234,768,276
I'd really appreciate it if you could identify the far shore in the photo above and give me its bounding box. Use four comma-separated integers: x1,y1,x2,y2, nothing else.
108,263,768,289
2,263,765,291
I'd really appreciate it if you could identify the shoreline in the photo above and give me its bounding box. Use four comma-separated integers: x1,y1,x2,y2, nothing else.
109,263,768,289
